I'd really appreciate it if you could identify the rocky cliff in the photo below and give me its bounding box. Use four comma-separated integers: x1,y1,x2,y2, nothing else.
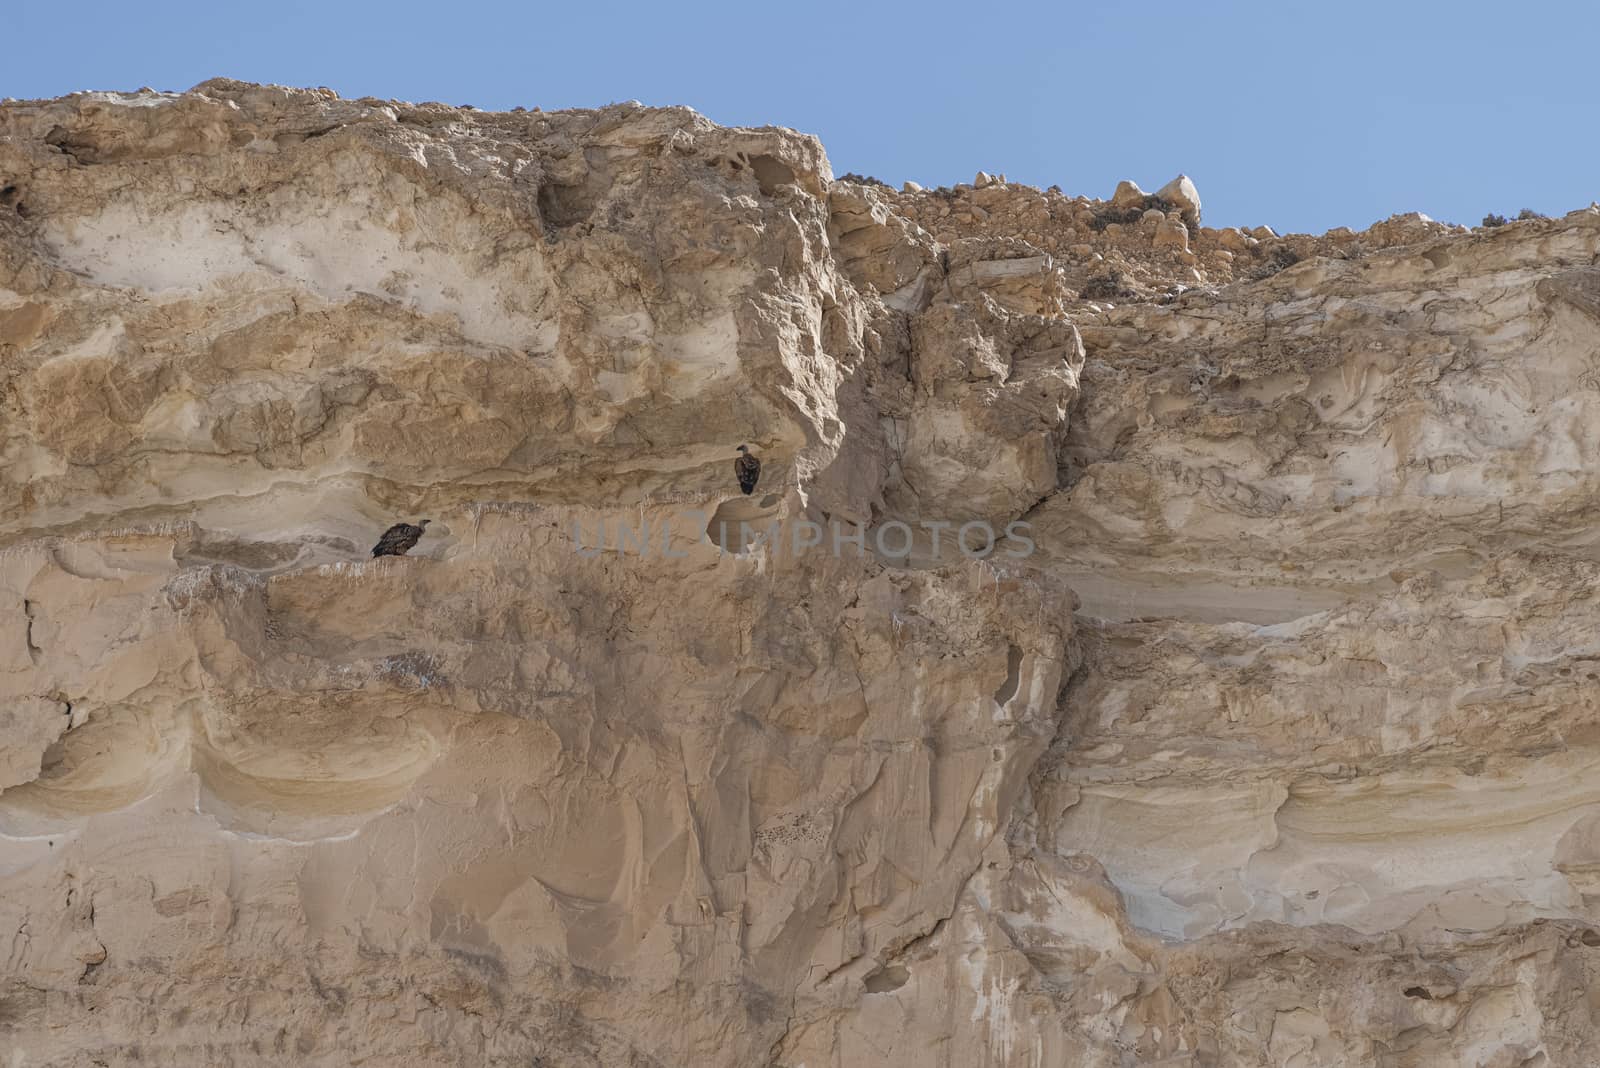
3,80,1600,1066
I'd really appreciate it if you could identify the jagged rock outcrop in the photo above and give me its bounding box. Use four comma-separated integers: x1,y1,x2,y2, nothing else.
3,81,1600,1066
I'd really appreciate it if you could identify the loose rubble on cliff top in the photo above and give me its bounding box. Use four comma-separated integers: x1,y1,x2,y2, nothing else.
3,80,1600,1066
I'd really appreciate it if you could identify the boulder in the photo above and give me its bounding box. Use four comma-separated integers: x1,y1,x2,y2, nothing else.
1156,174,1202,225
1111,179,1147,210
1153,215,1191,253
1217,227,1254,252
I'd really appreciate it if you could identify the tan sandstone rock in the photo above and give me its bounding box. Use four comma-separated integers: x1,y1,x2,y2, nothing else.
4,81,1600,1068
1156,172,1202,224
1153,214,1191,252
1111,178,1147,210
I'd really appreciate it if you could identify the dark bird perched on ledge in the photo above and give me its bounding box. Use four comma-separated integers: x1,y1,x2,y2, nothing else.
734,445,761,495
372,519,431,557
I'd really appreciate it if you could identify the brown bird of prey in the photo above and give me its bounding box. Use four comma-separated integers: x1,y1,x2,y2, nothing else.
734,445,761,495
372,519,431,557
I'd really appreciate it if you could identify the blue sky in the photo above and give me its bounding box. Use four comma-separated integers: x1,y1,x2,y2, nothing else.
10,0,1597,233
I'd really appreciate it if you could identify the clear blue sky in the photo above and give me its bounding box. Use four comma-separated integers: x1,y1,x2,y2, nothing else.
10,0,1597,234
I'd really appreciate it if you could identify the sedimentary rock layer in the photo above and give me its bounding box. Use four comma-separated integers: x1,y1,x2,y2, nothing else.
3,80,1599,1066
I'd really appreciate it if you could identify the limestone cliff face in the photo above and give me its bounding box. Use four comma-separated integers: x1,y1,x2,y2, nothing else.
2,81,1599,1067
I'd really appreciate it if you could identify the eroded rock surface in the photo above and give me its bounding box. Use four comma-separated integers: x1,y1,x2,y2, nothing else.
3,80,1600,1066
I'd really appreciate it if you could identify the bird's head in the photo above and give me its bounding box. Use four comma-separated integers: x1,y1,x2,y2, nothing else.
418,519,432,529
736,444,749,454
